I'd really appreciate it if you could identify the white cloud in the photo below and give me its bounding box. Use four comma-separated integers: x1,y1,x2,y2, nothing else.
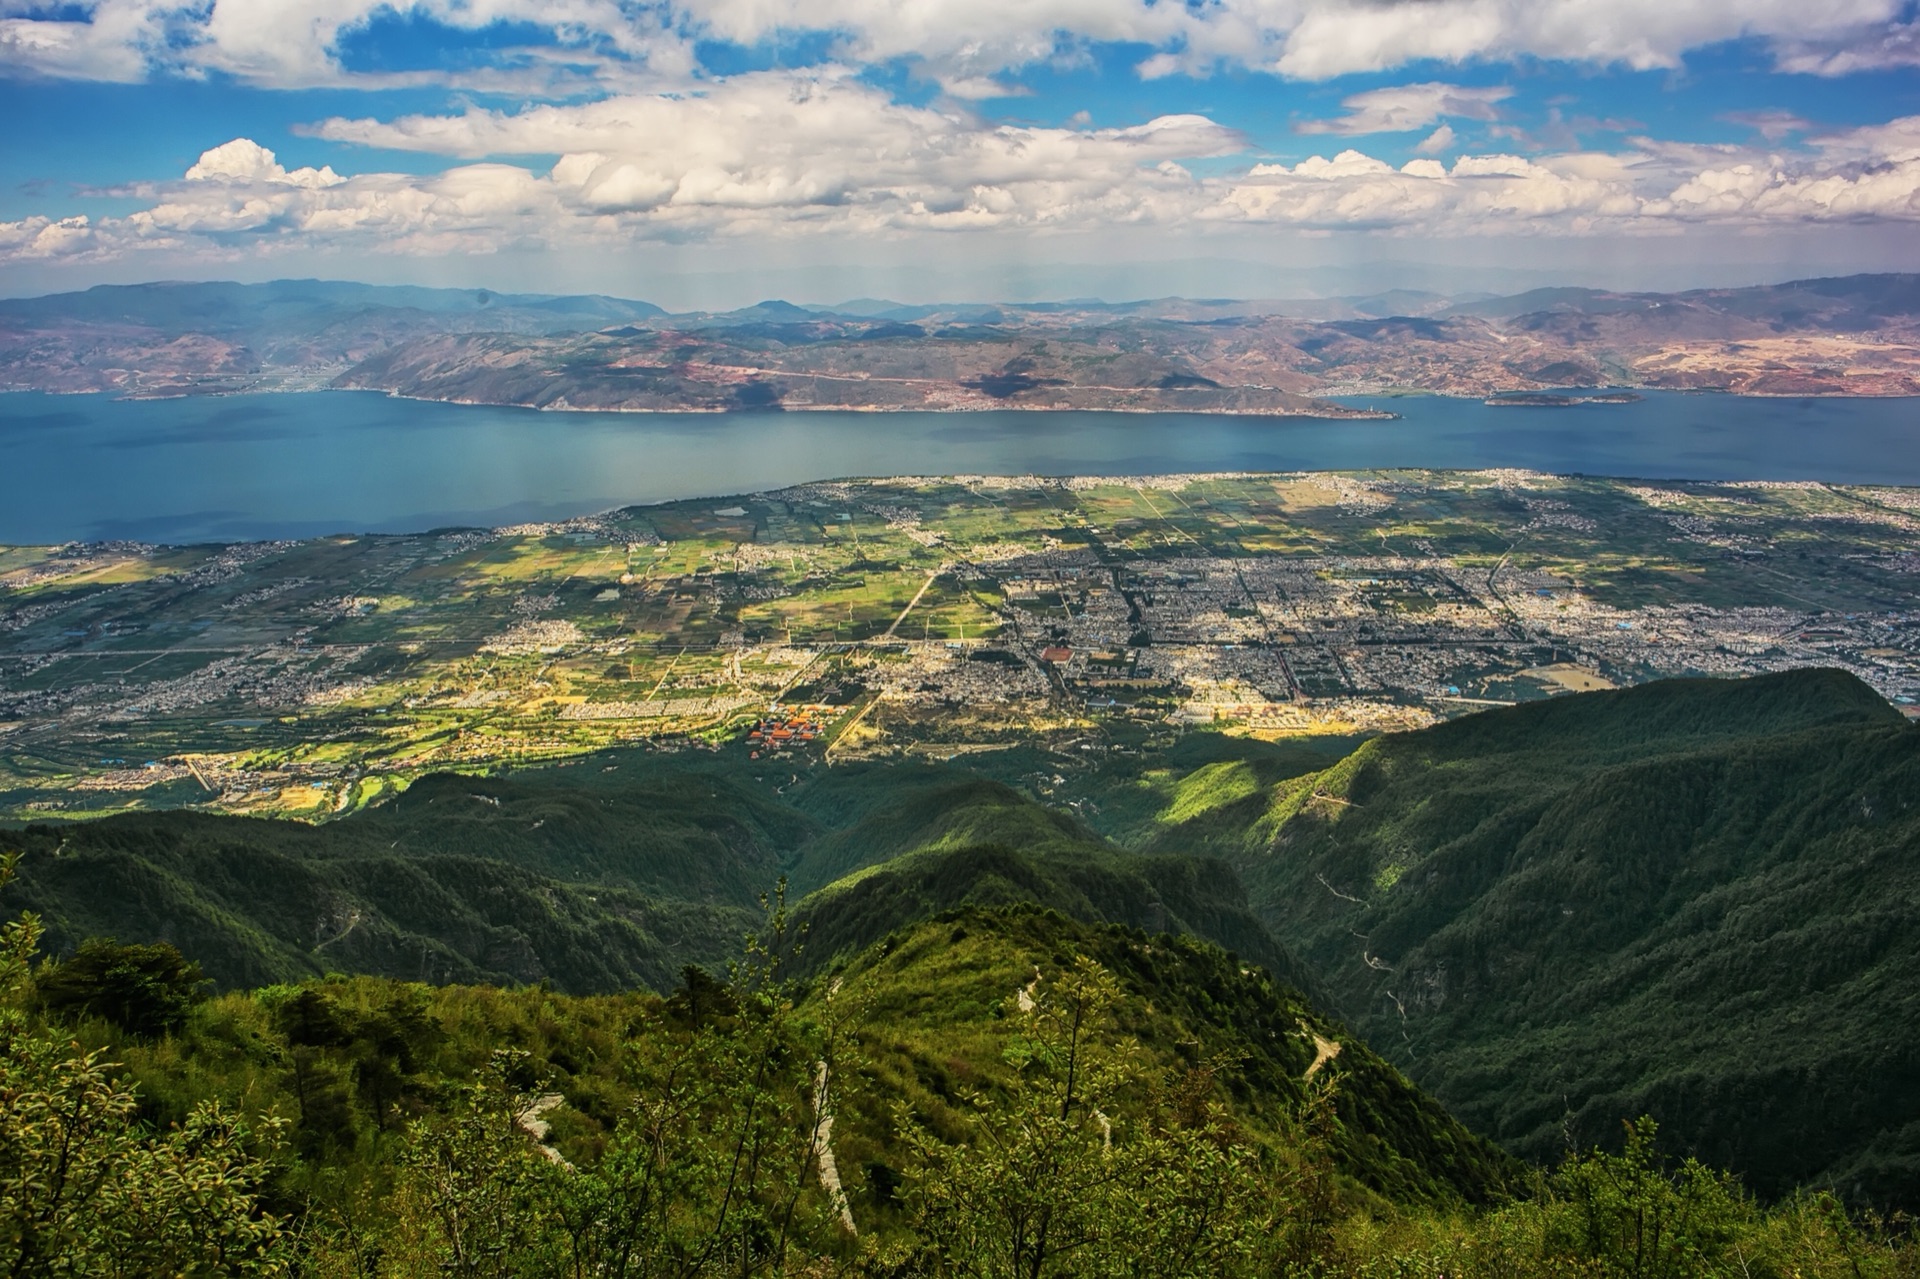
1131,0,1910,81
1416,124,1458,155
1659,162,1920,221
0,0,164,82
683,0,1189,93
306,73,1242,232
1722,109,1812,142
0,215,99,259
0,0,1912,86
1219,151,1644,229
185,138,344,188
936,75,1029,101
1773,20,1920,74
1299,83,1510,136
1810,115,1920,166
0,85,1239,261
1253,0,1904,79
0,0,695,89
12,104,1920,268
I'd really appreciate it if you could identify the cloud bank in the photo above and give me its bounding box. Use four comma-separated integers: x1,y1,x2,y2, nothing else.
2,0,1916,88
8,78,1920,269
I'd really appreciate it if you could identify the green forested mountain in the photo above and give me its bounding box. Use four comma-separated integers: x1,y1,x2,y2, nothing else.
9,881,1909,1277
1143,668,1920,1205
5,667,1919,1215
0,758,1314,999
0,769,801,993
829,907,1514,1206
793,839,1321,998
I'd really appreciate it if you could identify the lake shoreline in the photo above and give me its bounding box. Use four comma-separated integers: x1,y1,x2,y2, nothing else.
31,380,1920,409
5,389,1919,545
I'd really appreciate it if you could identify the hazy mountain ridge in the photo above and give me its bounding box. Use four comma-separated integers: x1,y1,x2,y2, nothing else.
0,279,671,397
6,273,1920,406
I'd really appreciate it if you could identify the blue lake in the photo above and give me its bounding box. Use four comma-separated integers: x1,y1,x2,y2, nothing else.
1,389,1916,543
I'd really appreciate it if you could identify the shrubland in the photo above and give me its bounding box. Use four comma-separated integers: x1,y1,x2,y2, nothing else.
3,859,1914,1276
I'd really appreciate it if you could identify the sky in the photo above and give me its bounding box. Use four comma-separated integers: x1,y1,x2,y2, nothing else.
4,0,1920,307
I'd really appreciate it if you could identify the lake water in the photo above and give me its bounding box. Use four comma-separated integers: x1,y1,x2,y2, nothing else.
2,389,1917,543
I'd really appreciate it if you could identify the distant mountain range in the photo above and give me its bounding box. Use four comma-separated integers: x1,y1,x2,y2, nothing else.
7,668,1918,1208
4,273,1919,410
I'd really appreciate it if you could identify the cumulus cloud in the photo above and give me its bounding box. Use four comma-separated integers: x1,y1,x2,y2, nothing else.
1658,162,1920,221
0,215,100,259
1257,0,1903,79
11,101,1920,267
185,138,344,187
0,83,1238,261
1137,0,1909,80
1,0,1913,86
1299,83,1510,136
1219,150,1643,229
682,0,1189,95
1809,115,1920,165
307,73,1243,226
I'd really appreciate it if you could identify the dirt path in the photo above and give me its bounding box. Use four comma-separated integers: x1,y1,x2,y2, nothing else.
516,1094,572,1168
1304,1032,1342,1080
1015,969,1042,1013
811,1061,857,1234
643,647,685,701
884,570,941,639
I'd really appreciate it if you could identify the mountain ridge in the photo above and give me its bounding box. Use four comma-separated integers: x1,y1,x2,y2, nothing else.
1140,668,1920,1204
9,272,1920,404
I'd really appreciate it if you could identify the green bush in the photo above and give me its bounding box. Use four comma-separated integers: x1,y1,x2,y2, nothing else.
0,858,289,1276
35,938,205,1039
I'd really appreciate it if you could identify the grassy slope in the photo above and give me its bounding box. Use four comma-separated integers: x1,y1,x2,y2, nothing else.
1143,669,1920,1205
828,908,1516,1209
89,904,1513,1214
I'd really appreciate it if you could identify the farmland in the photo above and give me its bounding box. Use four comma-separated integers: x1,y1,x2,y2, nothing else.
4,469,1918,819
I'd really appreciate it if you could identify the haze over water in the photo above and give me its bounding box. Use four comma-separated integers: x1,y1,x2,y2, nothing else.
4,389,1917,544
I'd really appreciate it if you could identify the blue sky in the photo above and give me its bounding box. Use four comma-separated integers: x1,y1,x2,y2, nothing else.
4,1,1920,305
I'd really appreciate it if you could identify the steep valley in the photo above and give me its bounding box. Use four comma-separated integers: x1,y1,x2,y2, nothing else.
1144,668,1920,1203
